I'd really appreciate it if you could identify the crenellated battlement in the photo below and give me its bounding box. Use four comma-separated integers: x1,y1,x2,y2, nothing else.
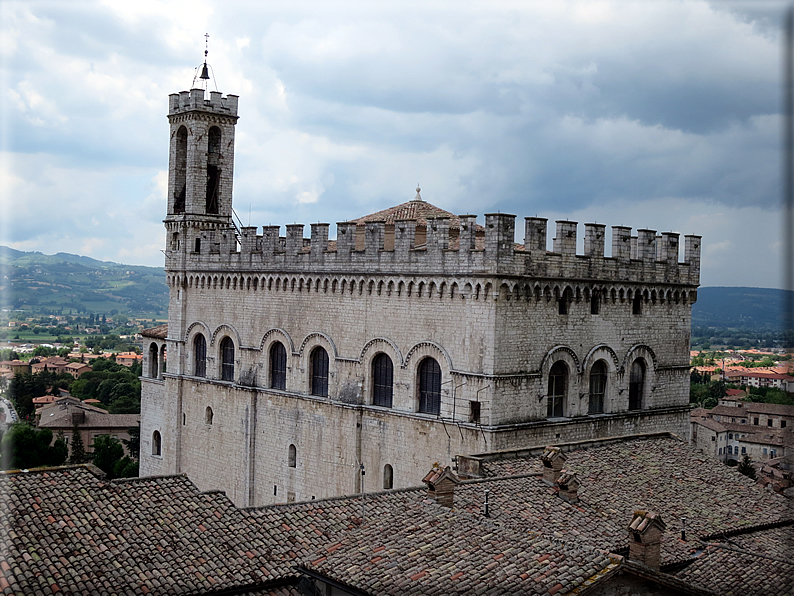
166,214,701,287
168,88,239,118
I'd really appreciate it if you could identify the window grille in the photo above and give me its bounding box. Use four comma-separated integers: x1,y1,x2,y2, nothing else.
629,359,645,411
372,354,393,408
547,361,567,418
418,358,441,415
270,342,287,390
194,334,206,377
589,361,607,414
310,347,329,397
220,337,235,382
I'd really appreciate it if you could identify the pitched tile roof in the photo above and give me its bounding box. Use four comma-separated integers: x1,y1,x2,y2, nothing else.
711,403,794,417
676,525,794,595
349,198,482,231
37,400,139,430
300,498,619,595
474,437,792,557
141,324,168,339
3,436,790,595
0,467,305,595
691,417,726,433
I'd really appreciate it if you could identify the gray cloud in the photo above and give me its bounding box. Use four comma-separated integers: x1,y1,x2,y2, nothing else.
0,0,786,288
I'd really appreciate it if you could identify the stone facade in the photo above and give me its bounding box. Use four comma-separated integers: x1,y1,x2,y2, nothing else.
140,87,701,507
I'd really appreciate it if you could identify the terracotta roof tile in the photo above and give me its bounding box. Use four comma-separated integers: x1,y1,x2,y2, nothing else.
349,198,482,231
140,324,168,339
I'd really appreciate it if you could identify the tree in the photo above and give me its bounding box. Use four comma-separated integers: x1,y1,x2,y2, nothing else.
737,455,757,480
122,426,140,460
69,422,86,464
108,395,140,414
113,457,138,479
0,424,67,470
92,435,124,478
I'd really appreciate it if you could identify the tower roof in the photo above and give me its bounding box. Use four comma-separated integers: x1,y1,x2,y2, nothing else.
350,198,481,231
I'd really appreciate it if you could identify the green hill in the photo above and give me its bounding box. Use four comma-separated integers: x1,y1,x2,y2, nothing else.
692,286,788,331
0,246,167,316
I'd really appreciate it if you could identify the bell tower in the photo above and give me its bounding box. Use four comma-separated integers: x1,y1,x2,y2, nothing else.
164,87,238,259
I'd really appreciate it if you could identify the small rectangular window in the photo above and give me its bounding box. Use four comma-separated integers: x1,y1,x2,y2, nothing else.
763,448,767,455
469,401,481,424
590,293,599,315
754,418,759,425
768,419,772,427
741,447,746,454
782,421,787,428
558,298,568,315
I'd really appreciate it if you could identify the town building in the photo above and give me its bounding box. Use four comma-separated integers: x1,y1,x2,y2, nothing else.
139,85,701,507
724,369,794,391
30,356,70,375
690,403,792,462
36,395,139,455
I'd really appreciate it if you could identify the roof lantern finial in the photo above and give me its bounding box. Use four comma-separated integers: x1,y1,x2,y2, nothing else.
415,184,422,202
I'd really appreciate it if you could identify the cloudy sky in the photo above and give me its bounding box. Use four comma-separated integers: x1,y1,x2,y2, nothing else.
0,0,788,288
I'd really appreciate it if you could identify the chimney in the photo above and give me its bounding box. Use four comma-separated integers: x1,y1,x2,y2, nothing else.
627,510,666,571
555,470,580,503
422,464,460,508
541,446,567,486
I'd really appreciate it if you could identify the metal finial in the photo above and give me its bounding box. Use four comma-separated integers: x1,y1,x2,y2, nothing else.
415,184,422,201
200,33,211,80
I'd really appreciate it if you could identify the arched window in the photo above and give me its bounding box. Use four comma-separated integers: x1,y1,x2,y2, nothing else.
589,361,607,414
383,464,394,490
149,343,159,379
206,127,221,214
372,353,393,408
220,337,235,382
194,334,207,377
629,359,645,410
160,345,167,376
547,361,567,418
152,430,161,456
270,342,287,390
310,347,329,397
418,357,441,415
205,406,213,425
288,444,297,468
173,126,187,213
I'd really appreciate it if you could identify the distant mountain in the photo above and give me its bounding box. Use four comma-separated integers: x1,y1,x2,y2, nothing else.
0,247,167,316
692,286,789,331
1,247,787,329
